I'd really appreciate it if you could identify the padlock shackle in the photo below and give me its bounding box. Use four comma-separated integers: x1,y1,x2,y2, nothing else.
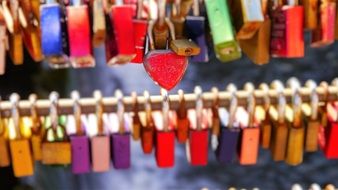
177,89,187,118
261,0,268,16
144,90,154,127
192,0,199,16
227,83,238,129
271,80,286,123
29,94,42,134
194,86,203,131
287,78,302,127
244,82,256,127
1,0,14,33
171,0,181,17
136,0,143,19
157,0,166,27
71,90,84,136
10,93,21,139
94,90,104,135
115,89,126,134
305,80,319,120
161,88,170,132
259,83,270,111
49,91,60,131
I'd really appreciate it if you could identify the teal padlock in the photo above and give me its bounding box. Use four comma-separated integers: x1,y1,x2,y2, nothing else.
205,0,241,62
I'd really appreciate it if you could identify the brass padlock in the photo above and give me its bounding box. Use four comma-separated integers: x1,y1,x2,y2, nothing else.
0,116,10,167
8,93,34,177
302,0,319,30
153,0,169,49
41,92,71,165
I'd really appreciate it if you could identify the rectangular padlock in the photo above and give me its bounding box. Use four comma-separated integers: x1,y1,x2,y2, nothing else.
305,119,320,152
42,141,71,165
91,135,111,172
270,5,304,58
9,139,34,177
303,0,319,30
40,3,70,68
132,112,142,140
31,134,42,161
285,124,304,166
260,117,271,149
238,127,260,165
170,39,201,56
70,135,90,174
185,17,209,62
270,121,289,161
67,4,95,68
176,116,189,143
156,131,175,167
0,136,10,167
111,133,131,169
311,1,336,47
188,129,209,166
229,0,264,39
323,121,338,159
141,125,155,154
9,33,23,65
216,127,240,164
106,5,136,65
132,19,148,63
205,0,241,62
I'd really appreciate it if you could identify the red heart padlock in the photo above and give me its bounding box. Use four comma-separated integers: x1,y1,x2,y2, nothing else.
143,18,188,91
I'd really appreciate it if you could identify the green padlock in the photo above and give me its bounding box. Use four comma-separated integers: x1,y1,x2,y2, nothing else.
205,0,241,62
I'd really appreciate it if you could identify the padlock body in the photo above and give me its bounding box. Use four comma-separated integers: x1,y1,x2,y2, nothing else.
285,125,304,166
311,2,336,47
188,129,209,166
185,16,209,62
216,127,240,164
238,127,260,165
176,117,189,143
91,135,110,172
111,133,131,169
42,141,71,165
271,6,304,58
9,33,23,65
9,139,34,177
132,120,141,141
205,0,241,62
303,0,318,30
156,131,175,168
141,126,154,154
132,19,147,63
170,39,201,56
323,121,338,159
305,119,320,152
270,122,288,161
31,134,42,161
71,136,91,174
22,26,43,62
260,118,271,149
0,136,10,167
67,5,95,68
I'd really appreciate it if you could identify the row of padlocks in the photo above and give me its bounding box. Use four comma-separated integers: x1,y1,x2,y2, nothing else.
1,78,338,177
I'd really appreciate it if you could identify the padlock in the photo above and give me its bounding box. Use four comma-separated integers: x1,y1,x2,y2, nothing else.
238,83,260,165
304,80,320,152
185,0,209,62
131,0,148,63
41,92,71,165
20,0,43,62
311,0,336,47
302,0,318,30
40,1,70,68
187,87,209,166
131,92,141,140
67,1,95,68
154,90,175,168
270,0,304,58
105,0,136,65
8,93,34,177
111,90,131,169
171,0,185,39
205,0,241,62
29,94,43,161
238,0,270,65
92,0,106,47
0,116,10,167
269,80,288,161
170,39,201,56
69,91,90,174
176,90,189,143
144,19,188,91
229,0,264,39
0,16,7,75
284,78,304,166
140,91,155,154
211,88,220,136
91,91,110,172
258,83,271,149
179,0,193,18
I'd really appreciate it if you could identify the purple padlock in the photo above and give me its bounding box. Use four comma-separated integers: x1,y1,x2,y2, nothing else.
216,127,240,164
111,132,131,169
71,135,91,174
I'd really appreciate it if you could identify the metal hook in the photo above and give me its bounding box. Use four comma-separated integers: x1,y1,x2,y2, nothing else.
71,90,82,136
161,89,170,132
227,83,237,128
49,91,59,130
271,80,286,123
194,86,203,130
115,89,125,134
94,90,104,135
10,93,20,139
305,80,318,120
244,82,255,127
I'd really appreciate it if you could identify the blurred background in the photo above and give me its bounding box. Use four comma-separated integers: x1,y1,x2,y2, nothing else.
1,34,338,190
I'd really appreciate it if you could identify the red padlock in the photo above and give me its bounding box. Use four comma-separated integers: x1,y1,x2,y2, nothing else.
67,1,95,67
132,0,148,63
270,0,304,58
186,87,209,166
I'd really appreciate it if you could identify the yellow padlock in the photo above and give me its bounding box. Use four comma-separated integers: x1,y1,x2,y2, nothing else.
8,93,34,177
41,92,71,165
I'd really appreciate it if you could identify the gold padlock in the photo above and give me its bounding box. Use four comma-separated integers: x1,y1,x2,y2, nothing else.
41,92,71,165
0,115,10,167
8,93,34,177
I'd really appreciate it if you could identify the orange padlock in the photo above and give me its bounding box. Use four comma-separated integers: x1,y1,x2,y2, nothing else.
8,93,34,177
29,94,43,161
259,83,271,149
176,89,189,143
0,110,10,167
131,92,141,140
140,91,155,154
41,92,71,165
